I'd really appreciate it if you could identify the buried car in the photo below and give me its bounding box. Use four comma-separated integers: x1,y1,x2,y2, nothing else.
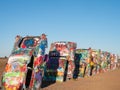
1,34,48,90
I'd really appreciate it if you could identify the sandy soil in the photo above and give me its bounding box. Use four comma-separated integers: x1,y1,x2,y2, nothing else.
42,69,120,90
0,58,120,90
0,58,7,80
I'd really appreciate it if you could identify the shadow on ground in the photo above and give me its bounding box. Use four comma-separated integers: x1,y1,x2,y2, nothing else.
41,80,56,88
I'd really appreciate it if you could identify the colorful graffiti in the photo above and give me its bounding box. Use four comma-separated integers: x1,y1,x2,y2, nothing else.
44,41,77,82
73,48,119,79
2,34,48,90
1,34,120,90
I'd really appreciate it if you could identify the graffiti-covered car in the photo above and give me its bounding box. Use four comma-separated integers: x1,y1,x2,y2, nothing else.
44,41,77,82
2,34,48,90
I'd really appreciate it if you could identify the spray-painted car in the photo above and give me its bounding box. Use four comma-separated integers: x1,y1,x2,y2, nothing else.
44,41,77,82
74,49,89,78
2,34,48,90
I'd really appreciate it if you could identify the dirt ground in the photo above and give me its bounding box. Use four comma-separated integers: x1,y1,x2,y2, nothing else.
0,58,7,81
0,58,120,90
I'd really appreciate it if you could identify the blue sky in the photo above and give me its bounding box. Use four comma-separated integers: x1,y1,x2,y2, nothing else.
0,0,120,57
